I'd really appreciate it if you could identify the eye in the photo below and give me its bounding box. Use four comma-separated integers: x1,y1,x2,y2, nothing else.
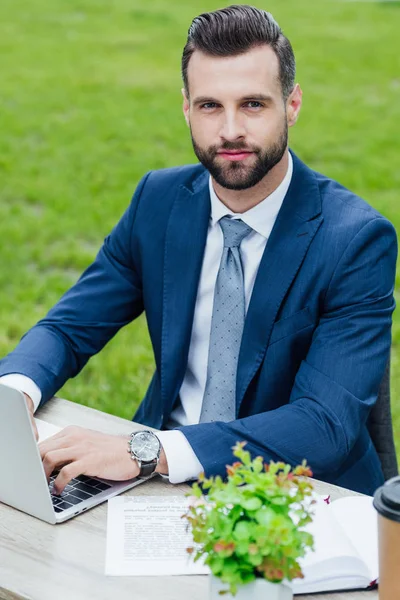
200,102,219,110
244,101,264,109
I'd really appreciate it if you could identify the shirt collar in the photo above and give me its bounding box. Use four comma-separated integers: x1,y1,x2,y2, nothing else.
208,152,293,239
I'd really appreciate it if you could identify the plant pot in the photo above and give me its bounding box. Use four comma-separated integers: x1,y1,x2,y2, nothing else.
209,575,293,599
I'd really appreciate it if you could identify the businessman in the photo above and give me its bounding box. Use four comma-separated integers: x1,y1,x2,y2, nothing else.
0,5,396,496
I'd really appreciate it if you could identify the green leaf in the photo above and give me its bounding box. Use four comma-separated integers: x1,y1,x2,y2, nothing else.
209,556,225,575
241,497,262,511
270,496,289,506
233,520,252,541
254,506,274,526
235,540,251,556
248,553,263,566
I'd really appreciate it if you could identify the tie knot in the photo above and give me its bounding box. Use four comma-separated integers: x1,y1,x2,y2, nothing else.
219,216,253,248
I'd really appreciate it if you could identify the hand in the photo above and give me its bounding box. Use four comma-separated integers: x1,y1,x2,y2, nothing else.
24,393,38,441
38,426,139,494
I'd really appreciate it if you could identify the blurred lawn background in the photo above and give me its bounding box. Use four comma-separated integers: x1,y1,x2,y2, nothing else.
1,1,400,453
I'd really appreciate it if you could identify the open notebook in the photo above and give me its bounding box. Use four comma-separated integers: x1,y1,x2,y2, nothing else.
294,494,378,594
105,493,379,594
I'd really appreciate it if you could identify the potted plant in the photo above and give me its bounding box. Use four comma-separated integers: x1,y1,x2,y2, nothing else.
184,442,315,599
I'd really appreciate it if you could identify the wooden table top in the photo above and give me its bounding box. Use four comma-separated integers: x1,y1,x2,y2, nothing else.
0,398,378,600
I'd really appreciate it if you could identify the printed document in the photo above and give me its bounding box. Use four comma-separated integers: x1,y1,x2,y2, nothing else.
105,496,209,576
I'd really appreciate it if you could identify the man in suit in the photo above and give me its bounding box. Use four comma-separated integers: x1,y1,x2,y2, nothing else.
0,5,396,495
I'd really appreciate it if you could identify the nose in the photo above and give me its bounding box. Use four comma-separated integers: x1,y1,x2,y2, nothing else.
219,109,246,142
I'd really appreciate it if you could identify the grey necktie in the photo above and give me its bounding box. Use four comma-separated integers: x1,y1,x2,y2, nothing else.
199,216,253,423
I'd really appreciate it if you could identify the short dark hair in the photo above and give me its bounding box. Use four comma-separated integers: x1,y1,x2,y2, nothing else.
182,5,295,101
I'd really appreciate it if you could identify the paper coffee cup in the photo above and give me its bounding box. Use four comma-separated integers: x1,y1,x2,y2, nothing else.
373,476,400,600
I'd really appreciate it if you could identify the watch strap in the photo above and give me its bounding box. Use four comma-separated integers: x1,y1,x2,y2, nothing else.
138,459,158,478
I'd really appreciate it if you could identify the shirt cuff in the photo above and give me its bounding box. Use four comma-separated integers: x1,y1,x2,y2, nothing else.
155,430,204,484
0,374,42,412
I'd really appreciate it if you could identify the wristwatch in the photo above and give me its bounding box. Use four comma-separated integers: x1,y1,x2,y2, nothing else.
128,430,161,478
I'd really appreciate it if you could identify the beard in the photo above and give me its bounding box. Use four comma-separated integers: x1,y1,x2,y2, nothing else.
190,124,288,191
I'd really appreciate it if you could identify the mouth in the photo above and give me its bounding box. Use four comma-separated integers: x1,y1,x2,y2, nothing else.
217,150,255,162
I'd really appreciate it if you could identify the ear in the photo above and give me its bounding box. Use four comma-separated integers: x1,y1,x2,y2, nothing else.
286,84,302,128
182,88,190,127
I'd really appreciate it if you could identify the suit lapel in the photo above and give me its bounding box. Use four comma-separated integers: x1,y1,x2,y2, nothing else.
161,170,210,411
236,152,324,412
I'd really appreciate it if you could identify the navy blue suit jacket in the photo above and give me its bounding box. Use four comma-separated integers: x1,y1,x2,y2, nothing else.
0,152,397,494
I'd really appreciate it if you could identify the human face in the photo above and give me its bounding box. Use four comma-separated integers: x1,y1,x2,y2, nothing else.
183,45,300,190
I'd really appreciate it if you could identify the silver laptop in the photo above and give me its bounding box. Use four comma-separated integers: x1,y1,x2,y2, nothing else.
0,383,153,524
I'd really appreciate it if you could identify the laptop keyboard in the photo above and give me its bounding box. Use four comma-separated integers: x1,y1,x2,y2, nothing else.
49,472,112,513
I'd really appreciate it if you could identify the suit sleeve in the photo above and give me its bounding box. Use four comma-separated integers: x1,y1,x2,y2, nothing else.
0,172,151,404
179,217,397,478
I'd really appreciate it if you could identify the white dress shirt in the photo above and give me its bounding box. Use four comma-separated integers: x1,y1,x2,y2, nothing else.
0,153,293,484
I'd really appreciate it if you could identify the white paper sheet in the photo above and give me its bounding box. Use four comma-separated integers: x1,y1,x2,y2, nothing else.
105,496,209,576
330,495,378,581
301,495,365,568
35,418,62,442
294,495,371,593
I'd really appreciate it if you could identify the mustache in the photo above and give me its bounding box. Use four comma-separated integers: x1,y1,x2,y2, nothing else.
215,141,259,152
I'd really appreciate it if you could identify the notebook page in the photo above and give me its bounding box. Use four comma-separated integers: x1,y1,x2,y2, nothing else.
294,496,370,593
330,495,378,582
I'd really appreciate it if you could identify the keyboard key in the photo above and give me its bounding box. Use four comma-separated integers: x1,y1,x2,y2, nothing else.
86,477,106,487
51,496,62,506
57,501,73,510
63,494,82,505
73,482,101,495
68,489,91,501
94,481,112,491
73,475,101,486
54,506,63,513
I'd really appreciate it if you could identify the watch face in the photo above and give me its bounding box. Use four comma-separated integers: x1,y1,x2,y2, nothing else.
130,431,159,462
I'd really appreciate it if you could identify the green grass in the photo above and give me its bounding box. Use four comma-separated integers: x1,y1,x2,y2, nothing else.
1,0,400,453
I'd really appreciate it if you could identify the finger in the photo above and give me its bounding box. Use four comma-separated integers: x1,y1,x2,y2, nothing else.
39,436,69,460
39,425,82,447
38,426,81,459
53,461,86,494
42,448,76,480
